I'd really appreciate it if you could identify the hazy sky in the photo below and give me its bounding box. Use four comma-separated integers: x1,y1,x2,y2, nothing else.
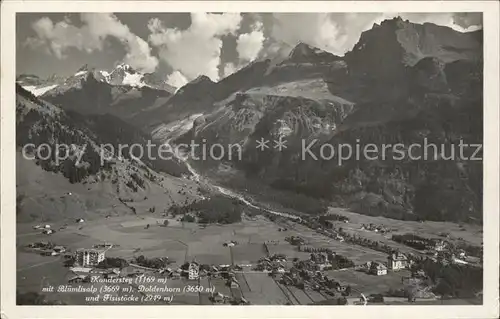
16,12,482,87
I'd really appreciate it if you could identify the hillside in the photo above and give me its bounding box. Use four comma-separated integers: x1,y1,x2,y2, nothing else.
16,85,200,223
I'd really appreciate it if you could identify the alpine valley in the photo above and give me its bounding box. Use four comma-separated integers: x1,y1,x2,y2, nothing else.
16,17,483,224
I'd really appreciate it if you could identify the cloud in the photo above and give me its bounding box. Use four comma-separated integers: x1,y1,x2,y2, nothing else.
26,13,158,72
148,13,242,82
236,21,265,62
166,70,189,88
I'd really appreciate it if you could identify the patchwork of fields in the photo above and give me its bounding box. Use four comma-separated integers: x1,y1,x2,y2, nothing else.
17,208,481,305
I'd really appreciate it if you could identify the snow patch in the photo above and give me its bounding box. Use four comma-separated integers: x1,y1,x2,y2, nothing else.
74,71,88,77
122,73,145,87
22,84,58,96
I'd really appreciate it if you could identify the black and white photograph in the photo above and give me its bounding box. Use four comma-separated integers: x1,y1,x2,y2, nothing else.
1,1,499,318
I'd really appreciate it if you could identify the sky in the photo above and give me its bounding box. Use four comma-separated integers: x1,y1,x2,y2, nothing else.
16,12,482,88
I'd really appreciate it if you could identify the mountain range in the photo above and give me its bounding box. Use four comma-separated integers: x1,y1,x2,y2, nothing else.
16,17,483,223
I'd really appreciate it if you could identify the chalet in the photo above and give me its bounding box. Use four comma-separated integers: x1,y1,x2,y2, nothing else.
53,246,66,253
387,252,408,270
369,262,387,276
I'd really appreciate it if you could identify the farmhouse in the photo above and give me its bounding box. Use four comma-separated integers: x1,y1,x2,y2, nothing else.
369,262,387,276
53,246,66,253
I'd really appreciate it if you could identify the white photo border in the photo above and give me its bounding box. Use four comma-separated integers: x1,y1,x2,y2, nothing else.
1,1,499,318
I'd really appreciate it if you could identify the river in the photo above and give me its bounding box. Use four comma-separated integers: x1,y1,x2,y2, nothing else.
167,141,300,221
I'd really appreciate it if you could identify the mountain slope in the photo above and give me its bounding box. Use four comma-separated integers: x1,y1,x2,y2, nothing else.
16,85,198,223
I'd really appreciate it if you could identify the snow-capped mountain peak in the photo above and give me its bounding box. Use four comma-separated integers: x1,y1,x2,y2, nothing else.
17,62,177,97
108,63,145,87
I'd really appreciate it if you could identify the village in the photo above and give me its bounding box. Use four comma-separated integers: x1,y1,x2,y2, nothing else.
18,207,483,306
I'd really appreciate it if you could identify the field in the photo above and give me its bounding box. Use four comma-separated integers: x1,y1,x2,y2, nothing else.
327,208,483,247
17,204,482,305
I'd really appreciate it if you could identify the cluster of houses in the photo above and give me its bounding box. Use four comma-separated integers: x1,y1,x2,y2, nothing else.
26,241,67,256
32,224,55,235
308,252,336,271
279,263,351,297
392,235,472,265
222,240,238,247
359,252,412,276
27,241,115,268
158,261,203,280
32,219,85,235
425,240,473,264
429,250,469,265
253,254,288,273
159,262,248,282
360,223,391,234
